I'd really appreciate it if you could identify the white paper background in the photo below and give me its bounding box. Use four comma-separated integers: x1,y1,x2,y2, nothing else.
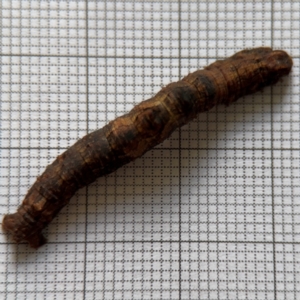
0,1,299,299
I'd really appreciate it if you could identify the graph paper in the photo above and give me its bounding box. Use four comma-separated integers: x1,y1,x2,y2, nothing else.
0,1,299,299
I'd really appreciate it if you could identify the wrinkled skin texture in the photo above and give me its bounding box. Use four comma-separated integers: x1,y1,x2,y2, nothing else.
2,47,293,248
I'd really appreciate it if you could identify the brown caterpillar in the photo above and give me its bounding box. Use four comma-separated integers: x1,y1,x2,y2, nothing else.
2,47,293,248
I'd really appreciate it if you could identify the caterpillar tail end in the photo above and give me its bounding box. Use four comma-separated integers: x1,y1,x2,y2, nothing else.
2,213,46,249
27,232,47,249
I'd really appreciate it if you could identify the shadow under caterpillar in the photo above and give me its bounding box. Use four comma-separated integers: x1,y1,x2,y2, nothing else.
2,47,293,248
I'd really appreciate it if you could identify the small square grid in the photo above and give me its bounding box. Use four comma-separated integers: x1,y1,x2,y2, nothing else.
180,1,272,58
86,150,180,243
181,149,274,243
0,0,299,299
85,242,180,300
181,242,275,300
0,55,87,149
1,0,87,56
0,243,86,300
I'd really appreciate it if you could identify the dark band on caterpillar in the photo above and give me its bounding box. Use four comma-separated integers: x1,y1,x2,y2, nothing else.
2,47,293,248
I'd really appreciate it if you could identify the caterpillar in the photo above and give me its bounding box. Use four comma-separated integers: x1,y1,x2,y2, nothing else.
2,47,293,248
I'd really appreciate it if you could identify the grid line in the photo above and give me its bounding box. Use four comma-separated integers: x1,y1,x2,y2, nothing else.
178,1,182,298
83,0,89,297
2,53,300,59
270,1,277,298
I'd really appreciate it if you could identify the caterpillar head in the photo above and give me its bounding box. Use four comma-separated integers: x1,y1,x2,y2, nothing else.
264,49,293,82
